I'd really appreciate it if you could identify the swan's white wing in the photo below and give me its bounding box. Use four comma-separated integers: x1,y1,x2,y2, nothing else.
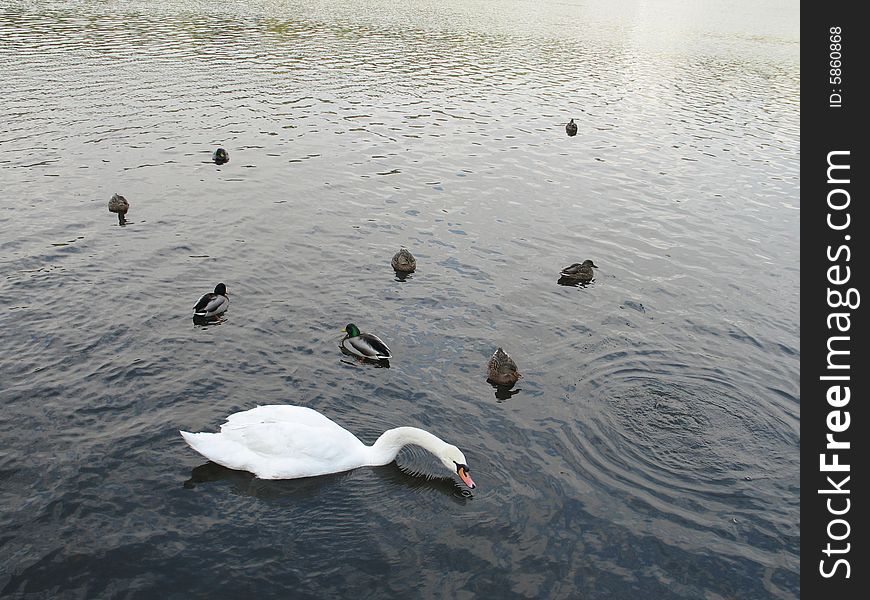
181,405,369,479
182,419,367,480
221,405,344,432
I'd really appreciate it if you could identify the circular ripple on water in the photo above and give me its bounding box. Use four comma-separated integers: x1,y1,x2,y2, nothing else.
573,346,798,534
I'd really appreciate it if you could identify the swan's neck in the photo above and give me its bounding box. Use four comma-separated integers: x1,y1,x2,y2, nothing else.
366,427,448,466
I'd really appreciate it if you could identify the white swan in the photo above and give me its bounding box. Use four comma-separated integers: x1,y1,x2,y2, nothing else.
180,405,476,488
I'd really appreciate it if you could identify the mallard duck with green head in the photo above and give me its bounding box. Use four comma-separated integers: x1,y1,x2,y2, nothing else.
213,147,229,165
487,347,522,386
193,283,229,318
391,248,416,273
341,323,392,360
560,259,597,282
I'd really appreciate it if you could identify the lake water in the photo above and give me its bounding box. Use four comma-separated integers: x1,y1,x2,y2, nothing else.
0,1,800,598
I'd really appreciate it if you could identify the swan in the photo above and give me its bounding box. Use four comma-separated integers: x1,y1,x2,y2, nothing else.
193,283,229,318
180,405,476,487
341,323,392,360
107,193,129,224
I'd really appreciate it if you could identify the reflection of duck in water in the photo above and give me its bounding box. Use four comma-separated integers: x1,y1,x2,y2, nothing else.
559,259,597,283
193,283,229,319
391,247,416,273
213,147,229,165
491,383,521,402
341,323,392,361
179,404,476,488
487,347,522,386
107,193,129,225
565,118,578,137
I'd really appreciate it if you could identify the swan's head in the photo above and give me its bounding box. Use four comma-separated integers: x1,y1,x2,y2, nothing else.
440,444,475,489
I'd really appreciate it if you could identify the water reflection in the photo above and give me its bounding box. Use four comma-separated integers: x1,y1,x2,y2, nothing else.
184,460,469,502
557,275,593,287
489,381,522,402
373,464,472,502
184,461,352,499
192,314,227,327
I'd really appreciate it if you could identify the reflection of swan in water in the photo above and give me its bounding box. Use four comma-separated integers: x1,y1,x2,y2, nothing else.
180,405,476,488
183,460,472,501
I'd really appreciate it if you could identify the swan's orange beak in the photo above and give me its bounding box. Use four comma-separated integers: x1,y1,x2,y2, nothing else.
457,465,476,489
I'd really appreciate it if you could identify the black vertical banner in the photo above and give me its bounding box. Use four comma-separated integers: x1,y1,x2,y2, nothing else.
803,3,866,598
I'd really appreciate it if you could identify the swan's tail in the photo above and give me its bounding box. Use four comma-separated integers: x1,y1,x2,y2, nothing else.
180,430,261,476
180,430,212,456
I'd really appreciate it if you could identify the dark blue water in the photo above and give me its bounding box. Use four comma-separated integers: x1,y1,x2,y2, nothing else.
0,1,799,598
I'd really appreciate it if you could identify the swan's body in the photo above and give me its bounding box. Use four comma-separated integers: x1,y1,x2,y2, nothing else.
180,404,475,487
391,248,416,273
487,347,522,386
565,118,578,137
193,283,229,318
341,323,392,360
213,147,229,164
560,259,597,282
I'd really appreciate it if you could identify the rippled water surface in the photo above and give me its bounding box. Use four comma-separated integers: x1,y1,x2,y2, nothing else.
1,1,799,598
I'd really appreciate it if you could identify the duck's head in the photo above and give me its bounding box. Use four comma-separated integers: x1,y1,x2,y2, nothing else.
440,444,476,489
213,148,229,164
342,323,361,337
214,283,227,295
582,259,598,268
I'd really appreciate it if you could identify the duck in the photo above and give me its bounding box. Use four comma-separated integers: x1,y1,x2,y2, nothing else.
341,323,392,360
487,347,522,386
565,118,578,137
193,283,229,318
560,259,597,282
107,193,130,225
213,147,229,164
107,193,129,214
180,404,476,487
391,247,416,273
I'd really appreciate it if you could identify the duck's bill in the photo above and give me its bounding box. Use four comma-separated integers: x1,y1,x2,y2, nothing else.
340,327,347,333
458,466,476,489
